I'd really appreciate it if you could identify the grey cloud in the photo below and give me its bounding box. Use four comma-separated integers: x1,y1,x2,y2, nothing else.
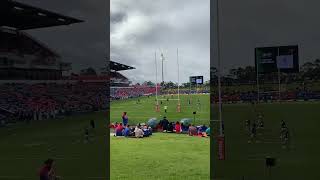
216,0,320,73
111,0,210,83
111,11,127,24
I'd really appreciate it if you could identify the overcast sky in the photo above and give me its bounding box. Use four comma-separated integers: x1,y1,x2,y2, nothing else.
216,0,320,74
15,0,320,79
111,0,210,84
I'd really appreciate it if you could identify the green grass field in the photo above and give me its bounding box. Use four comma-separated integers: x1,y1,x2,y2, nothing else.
2,93,319,180
0,112,107,180
110,94,210,180
110,94,210,125
212,101,320,180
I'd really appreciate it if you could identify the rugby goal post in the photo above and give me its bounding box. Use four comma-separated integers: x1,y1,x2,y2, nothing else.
154,49,181,112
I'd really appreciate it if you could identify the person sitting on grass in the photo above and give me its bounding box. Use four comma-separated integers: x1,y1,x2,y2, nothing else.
200,124,208,133
142,125,152,137
167,122,174,132
205,127,211,136
161,116,169,132
115,123,124,136
145,124,153,135
123,125,131,137
188,124,197,136
156,122,163,132
181,123,188,133
39,158,61,180
175,121,181,133
134,125,144,138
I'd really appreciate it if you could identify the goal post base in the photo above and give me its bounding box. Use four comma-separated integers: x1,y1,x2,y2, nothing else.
155,104,160,112
176,103,181,112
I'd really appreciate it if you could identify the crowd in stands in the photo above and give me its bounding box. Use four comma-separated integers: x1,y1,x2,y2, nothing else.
212,89,320,103
110,86,210,100
0,82,108,125
111,85,159,100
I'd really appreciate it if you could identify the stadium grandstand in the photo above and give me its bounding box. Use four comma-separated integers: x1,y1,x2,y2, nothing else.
110,60,134,87
0,0,82,80
0,0,108,124
110,60,159,100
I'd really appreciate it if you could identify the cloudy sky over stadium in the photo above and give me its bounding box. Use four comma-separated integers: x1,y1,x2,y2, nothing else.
214,0,320,74
18,0,320,79
111,0,210,83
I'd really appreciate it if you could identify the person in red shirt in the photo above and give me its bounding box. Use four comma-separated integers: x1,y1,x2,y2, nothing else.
175,121,181,133
39,158,60,180
115,123,124,136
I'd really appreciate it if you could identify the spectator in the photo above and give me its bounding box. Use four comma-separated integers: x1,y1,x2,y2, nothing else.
161,116,169,132
122,112,128,126
115,123,124,136
205,127,211,136
167,122,174,132
123,125,131,137
188,124,197,136
39,158,60,180
175,121,181,133
134,126,144,138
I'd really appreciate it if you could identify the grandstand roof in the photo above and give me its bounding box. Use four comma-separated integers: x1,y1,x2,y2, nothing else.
110,61,135,71
0,0,83,30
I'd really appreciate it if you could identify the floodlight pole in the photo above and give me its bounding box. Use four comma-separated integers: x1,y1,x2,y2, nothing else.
177,48,180,103
257,57,260,103
277,48,281,102
215,0,223,136
155,51,158,105
161,53,164,85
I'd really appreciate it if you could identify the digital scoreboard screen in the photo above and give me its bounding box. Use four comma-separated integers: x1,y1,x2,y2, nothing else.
255,45,299,73
190,76,203,85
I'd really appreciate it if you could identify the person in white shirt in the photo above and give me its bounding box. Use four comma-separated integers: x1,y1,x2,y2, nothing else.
134,126,144,138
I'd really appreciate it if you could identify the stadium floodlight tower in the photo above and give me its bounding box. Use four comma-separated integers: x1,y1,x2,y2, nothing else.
154,49,181,113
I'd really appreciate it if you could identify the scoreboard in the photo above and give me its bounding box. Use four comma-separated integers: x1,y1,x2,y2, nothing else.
255,45,299,73
190,76,203,85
